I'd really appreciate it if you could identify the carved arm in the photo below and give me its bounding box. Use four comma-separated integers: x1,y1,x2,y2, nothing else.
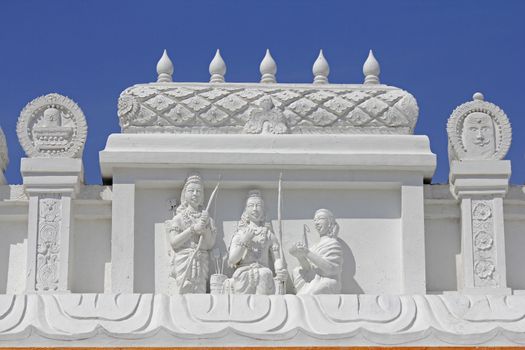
305,251,338,276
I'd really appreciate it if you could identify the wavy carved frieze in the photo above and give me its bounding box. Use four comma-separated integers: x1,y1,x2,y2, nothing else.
1,294,525,345
117,83,419,135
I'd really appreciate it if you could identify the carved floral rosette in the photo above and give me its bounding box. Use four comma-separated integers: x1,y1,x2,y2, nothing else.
471,200,498,287
17,93,87,158
447,97,511,161
117,83,419,134
36,195,62,291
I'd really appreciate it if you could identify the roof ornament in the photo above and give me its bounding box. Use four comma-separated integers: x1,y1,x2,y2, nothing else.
156,49,173,83
313,49,329,84
17,93,88,158
209,49,226,83
363,49,380,85
260,49,277,83
447,92,512,161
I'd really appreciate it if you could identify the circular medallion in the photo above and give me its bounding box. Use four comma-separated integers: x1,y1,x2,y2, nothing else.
446,94,511,160
37,263,59,290
39,224,58,243
474,259,495,279
474,231,493,250
17,93,87,158
472,202,492,221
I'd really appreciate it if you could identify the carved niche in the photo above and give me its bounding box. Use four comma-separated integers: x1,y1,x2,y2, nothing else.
447,93,511,161
17,93,88,158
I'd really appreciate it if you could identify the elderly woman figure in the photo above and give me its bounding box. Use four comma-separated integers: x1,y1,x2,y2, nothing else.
166,174,217,294
289,209,343,295
226,190,287,294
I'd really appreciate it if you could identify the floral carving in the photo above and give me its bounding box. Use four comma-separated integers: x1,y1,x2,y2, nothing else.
472,202,492,221
471,200,498,287
474,260,496,280
474,231,493,250
117,83,419,134
36,196,62,291
17,93,87,158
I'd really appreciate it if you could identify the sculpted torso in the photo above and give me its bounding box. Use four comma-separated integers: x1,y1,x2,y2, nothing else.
290,209,343,295
226,191,287,295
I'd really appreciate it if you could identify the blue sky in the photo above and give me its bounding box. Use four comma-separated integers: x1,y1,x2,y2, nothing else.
0,0,524,184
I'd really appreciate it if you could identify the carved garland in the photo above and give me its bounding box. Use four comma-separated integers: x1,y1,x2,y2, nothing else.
447,99,511,160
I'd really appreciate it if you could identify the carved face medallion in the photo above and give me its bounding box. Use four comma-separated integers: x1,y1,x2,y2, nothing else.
461,112,495,159
17,93,87,158
446,94,511,161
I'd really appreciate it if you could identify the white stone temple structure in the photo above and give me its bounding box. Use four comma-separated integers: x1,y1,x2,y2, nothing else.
0,48,524,347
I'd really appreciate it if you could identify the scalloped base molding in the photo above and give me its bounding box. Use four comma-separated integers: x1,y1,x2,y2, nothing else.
1,294,525,347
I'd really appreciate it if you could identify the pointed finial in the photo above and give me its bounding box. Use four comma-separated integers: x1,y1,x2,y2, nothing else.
156,49,173,83
473,92,484,101
363,50,380,85
260,49,277,83
312,50,330,84
209,49,226,83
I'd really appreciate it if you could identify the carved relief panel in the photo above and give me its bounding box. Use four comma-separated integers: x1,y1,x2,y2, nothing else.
471,200,499,288
36,195,62,291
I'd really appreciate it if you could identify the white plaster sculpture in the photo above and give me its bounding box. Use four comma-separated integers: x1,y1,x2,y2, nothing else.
0,127,8,176
209,49,226,83
260,49,277,83
312,49,329,84
242,96,289,134
117,84,419,134
448,92,512,295
156,49,173,83
363,50,380,85
447,92,511,161
17,93,87,158
289,209,343,294
226,190,287,294
165,174,217,294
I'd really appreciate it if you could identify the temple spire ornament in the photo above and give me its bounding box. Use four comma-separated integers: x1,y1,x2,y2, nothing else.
313,49,330,84
363,49,380,85
260,49,277,83
473,92,484,101
156,49,173,83
209,49,226,83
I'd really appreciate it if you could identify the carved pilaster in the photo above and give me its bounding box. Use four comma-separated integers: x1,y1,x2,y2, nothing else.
451,161,511,295
35,195,62,291
21,158,82,293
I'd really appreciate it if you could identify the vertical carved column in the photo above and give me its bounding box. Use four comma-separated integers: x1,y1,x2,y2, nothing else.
22,160,82,293
35,195,62,291
16,93,87,293
452,182,510,295
447,92,512,295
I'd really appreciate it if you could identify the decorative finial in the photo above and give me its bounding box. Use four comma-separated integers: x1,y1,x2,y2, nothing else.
209,49,226,83
363,49,380,85
260,49,277,83
156,49,173,83
473,92,485,101
313,49,330,84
